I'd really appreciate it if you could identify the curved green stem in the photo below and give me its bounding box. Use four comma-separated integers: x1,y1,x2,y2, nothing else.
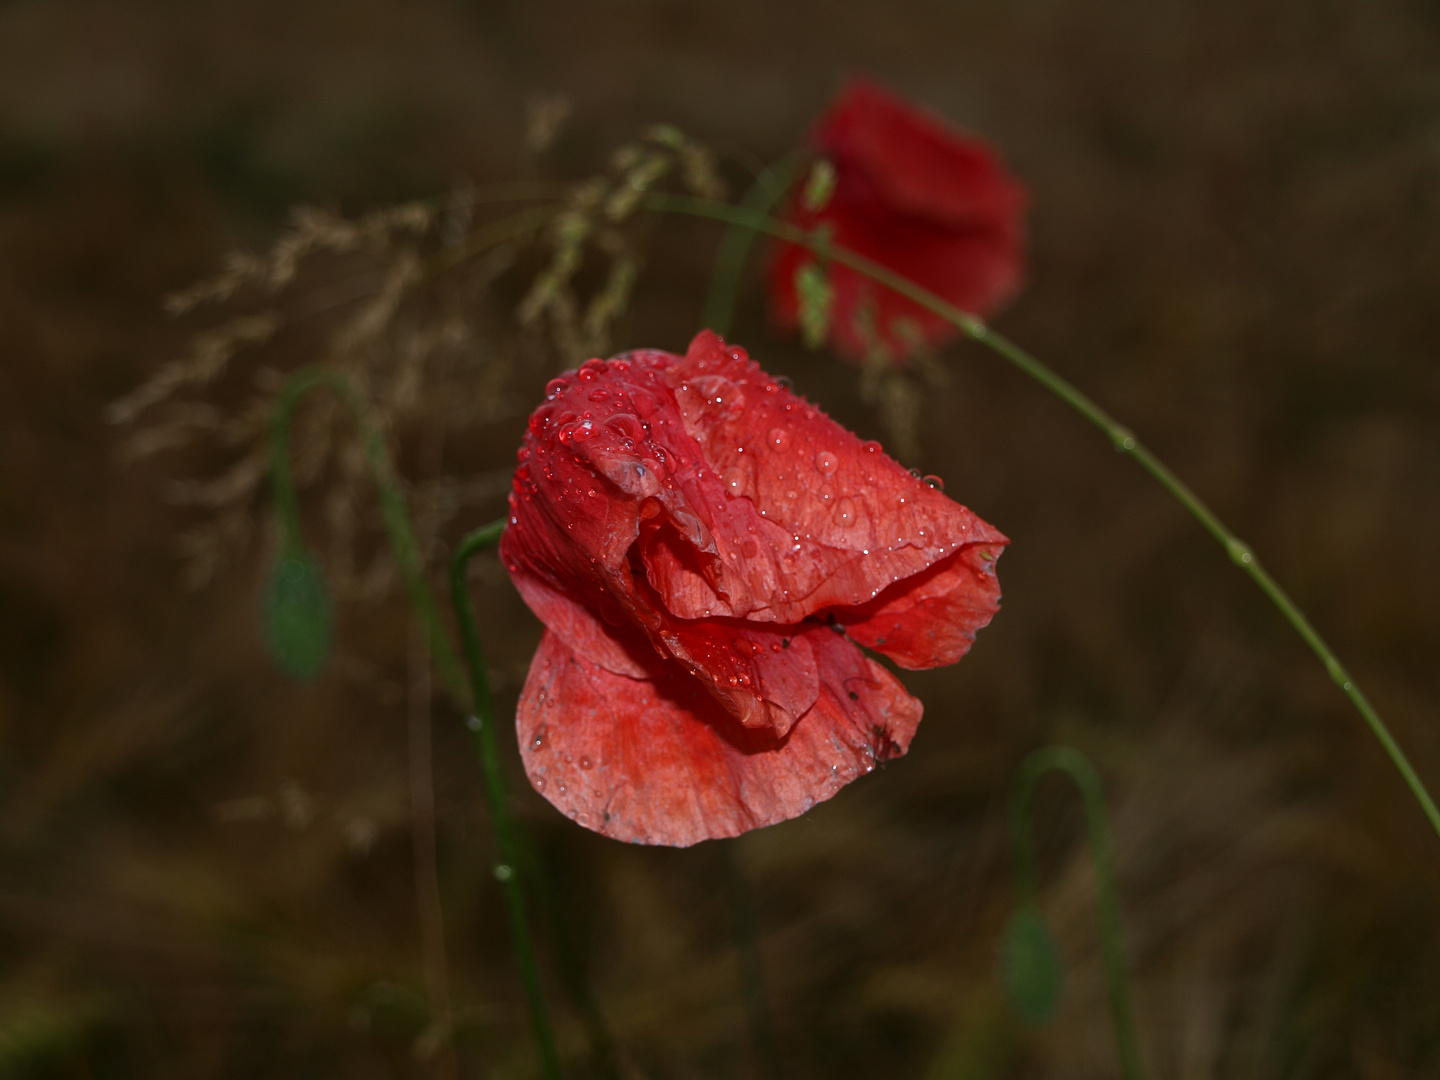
268,367,465,703
271,378,563,1076
646,191,1440,844
450,522,563,1080
702,151,804,336
1011,747,1143,1080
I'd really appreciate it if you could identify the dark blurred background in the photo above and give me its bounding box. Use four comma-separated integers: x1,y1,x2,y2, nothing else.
3,1,1440,1077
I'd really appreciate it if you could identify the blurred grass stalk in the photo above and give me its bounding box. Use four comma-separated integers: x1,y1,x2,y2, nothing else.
269,374,565,1078
1007,747,1144,1080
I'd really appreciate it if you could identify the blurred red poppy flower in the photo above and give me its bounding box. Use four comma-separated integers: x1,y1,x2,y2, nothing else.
770,79,1027,361
501,330,1006,846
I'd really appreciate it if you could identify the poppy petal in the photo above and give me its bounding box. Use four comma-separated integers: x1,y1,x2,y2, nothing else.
505,561,653,679
768,79,1026,361
517,625,922,846
816,79,1027,230
835,544,1003,669
659,331,1008,621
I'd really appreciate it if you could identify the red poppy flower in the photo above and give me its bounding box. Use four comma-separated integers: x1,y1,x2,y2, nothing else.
501,330,1006,846
770,79,1027,361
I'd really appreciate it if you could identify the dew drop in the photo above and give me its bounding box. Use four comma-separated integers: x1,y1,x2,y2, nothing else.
545,377,568,400
767,427,792,452
531,725,547,750
814,450,838,476
535,777,546,791
834,498,857,527
923,474,945,491
862,440,881,454
579,755,594,770
588,388,610,402
722,468,746,495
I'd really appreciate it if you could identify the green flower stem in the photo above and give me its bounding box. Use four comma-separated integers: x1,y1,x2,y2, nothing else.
702,152,804,336
1011,747,1143,1080
268,367,465,703
271,375,562,1076
450,522,563,1080
641,190,1440,844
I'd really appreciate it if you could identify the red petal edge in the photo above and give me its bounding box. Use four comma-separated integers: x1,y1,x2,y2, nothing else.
837,544,1003,669
517,625,923,846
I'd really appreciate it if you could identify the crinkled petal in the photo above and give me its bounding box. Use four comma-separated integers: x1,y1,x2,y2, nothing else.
501,334,1005,740
660,331,1008,621
506,562,652,678
836,544,1003,669
516,626,921,847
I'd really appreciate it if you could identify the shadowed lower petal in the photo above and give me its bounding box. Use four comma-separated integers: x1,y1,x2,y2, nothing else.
516,626,922,846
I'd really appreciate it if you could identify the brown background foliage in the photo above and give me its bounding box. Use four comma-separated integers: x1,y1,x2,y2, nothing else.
1,1,1439,1077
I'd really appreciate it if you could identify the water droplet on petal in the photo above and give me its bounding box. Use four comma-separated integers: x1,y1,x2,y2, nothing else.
815,450,838,476
923,474,945,491
767,427,792,452
862,440,881,454
834,498,857,528
722,468,746,495
579,755,594,770
545,377,568,400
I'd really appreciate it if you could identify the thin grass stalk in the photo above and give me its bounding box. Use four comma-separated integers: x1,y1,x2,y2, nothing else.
270,378,561,1077
1011,747,1144,1080
702,152,803,336
450,522,563,1080
269,367,466,701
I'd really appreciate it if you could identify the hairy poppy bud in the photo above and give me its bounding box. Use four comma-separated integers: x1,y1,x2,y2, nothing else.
502,330,1006,845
